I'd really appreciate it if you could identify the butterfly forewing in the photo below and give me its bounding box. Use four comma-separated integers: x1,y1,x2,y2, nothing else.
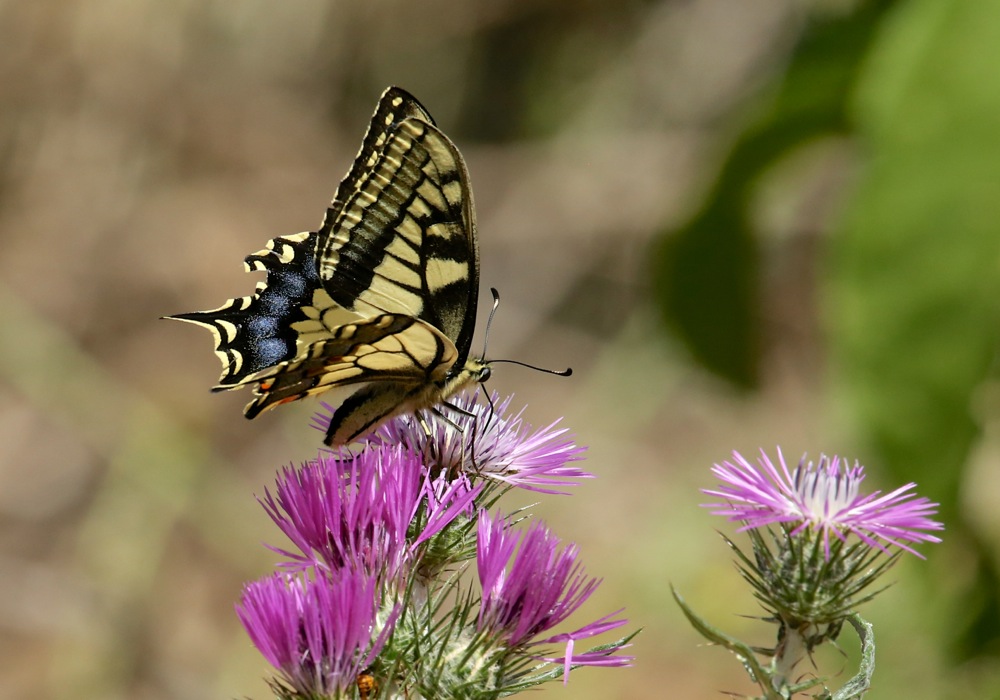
327,87,436,214
317,117,479,368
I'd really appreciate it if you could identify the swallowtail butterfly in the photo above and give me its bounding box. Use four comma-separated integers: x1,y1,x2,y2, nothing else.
168,87,492,446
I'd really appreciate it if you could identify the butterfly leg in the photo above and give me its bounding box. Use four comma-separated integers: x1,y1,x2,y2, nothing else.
415,410,444,468
417,410,437,437
439,401,475,421
425,403,475,475
441,400,489,473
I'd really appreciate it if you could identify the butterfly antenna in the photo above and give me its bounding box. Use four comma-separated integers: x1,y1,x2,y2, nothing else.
480,288,502,361
490,359,573,376
480,288,573,377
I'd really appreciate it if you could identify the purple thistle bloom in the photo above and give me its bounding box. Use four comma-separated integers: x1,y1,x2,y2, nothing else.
235,570,397,697
260,445,482,579
476,511,632,683
351,392,591,494
704,448,944,558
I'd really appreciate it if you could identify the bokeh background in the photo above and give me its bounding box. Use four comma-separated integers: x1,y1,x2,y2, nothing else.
2,0,1000,698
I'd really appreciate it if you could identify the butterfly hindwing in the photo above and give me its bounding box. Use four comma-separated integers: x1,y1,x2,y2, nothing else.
323,383,431,447
168,231,323,386
241,313,459,419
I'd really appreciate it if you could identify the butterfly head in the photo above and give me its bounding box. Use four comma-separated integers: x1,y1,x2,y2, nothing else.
447,357,492,395
472,359,492,384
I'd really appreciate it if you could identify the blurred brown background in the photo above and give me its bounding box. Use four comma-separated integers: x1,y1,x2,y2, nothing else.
3,1,999,698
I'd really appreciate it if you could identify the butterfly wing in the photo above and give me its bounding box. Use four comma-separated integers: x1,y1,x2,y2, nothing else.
316,115,480,370
330,87,436,211
168,87,483,442
240,313,458,418
166,88,442,388
167,231,330,386
240,311,467,446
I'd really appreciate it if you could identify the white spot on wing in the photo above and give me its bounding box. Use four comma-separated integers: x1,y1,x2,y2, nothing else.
228,348,244,376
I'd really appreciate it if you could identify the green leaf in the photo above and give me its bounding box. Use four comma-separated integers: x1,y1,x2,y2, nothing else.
651,2,895,388
830,0,1000,508
826,0,1000,658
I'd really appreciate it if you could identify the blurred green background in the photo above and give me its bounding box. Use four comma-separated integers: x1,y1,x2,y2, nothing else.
2,0,1000,698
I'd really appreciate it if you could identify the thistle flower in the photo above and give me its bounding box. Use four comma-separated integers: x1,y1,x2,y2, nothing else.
316,392,591,494
476,511,633,682
704,447,943,558
235,570,397,698
699,447,944,655
239,402,635,698
260,445,482,581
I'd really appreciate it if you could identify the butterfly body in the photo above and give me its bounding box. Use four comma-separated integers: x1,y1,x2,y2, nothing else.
168,88,487,446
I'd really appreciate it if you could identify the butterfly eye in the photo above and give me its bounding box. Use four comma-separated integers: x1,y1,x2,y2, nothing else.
478,366,492,383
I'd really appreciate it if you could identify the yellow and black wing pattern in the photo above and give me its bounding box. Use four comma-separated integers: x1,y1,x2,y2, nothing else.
168,87,489,445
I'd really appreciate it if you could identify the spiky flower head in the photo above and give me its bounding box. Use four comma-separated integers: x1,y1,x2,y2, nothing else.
238,400,635,697
235,570,397,698
315,392,591,494
476,511,633,683
704,448,943,558
260,445,482,584
702,448,943,641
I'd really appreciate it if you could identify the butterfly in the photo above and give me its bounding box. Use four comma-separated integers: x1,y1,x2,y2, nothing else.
167,87,492,446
